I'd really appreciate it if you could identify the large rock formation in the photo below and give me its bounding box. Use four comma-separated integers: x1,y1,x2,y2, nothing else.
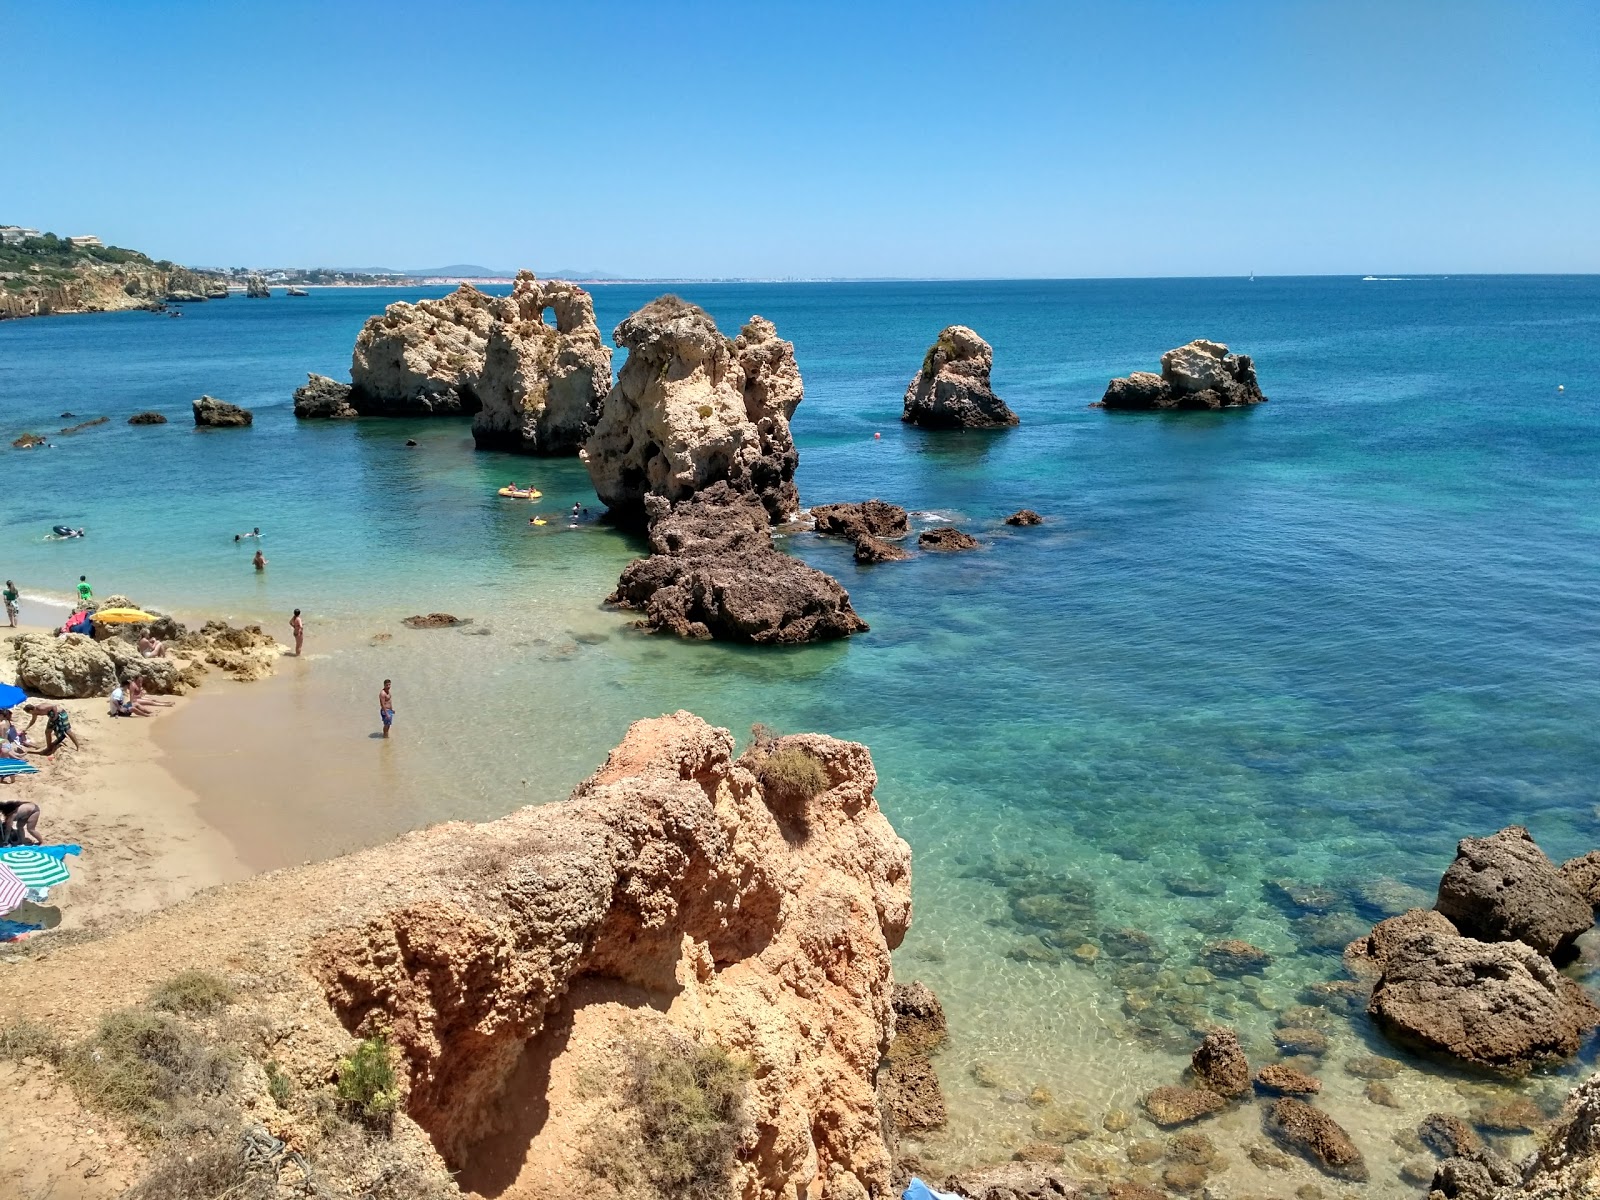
902,326,1019,429
609,484,869,645
244,275,270,298
292,373,357,419
1100,340,1267,411
1367,929,1600,1073
1435,826,1593,958
472,272,612,455
192,395,253,427
11,632,118,698
1505,1072,1600,1200
348,284,500,415
3,712,914,1200
583,297,803,524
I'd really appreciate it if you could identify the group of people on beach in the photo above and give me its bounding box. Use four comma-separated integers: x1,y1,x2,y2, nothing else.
1,703,75,846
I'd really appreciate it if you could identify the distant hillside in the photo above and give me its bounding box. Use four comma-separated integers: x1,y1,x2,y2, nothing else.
398,264,620,281
0,230,217,319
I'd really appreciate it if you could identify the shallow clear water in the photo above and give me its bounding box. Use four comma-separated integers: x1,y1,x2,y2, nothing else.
3,277,1599,1193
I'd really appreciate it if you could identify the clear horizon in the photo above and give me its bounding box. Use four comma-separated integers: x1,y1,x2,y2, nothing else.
4,0,1596,278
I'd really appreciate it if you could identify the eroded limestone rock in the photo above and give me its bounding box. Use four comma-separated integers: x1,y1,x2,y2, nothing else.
293,373,357,419
1263,1097,1367,1180
902,325,1019,429
1100,340,1267,411
1189,1028,1250,1098
349,284,500,415
11,632,117,697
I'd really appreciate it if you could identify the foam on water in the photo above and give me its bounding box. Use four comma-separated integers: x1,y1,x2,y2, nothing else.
4,277,1600,1194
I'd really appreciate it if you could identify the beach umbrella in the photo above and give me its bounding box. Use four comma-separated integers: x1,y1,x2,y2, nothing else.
0,683,25,709
0,864,24,915
0,759,38,779
93,608,157,624
0,847,71,889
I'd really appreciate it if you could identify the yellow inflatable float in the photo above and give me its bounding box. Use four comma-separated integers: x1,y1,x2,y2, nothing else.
497,486,542,499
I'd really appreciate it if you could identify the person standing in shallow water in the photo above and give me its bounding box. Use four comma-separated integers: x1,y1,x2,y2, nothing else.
379,680,393,739
252,549,267,572
290,608,304,656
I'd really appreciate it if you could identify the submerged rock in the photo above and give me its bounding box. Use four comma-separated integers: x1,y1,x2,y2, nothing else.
884,981,948,1133
1367,929,1600,1073
472,272,611,455
940,1162,1082,1199
608,485,868,646
584,298,803,524
1263,1098,1367,1181
1435,825,1594,957
1189,1028,1251,1097
1254,1064,1323,1096
855,535,911,564
349,283,500,415
292,373,357,419
401,613,470,629
1142,1085,1227,1127
192,395,253,427
127,410,168,425
1100,340,1267,411
1004,509,1043,526
1199,939,1273,977
902,325,1019,429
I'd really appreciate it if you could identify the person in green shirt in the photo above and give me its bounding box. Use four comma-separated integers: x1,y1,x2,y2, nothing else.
76,575,92,608
3,580,18,628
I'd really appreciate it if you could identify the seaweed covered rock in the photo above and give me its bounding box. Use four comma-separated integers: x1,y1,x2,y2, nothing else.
1367,930,1600,1073
349,283,500,415
192,395,253,427
1189,1028,1250,1098
584,298,803,524
11,632,118,697
902,325,1019,429
1100,340,1267,411
292,373,357,419
608,484,868,645
1435,826,1594,958
472,272,611,455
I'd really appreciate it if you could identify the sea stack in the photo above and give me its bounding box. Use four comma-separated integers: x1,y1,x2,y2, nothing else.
1100,340,1266,410
244,275,271,298
192,395,253,427
582,296,802,525
472,272,611,455
347,283,500,416
902,325,1019,429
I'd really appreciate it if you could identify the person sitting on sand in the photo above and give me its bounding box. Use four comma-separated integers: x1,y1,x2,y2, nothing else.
0,711,31,754
0,730,27,786
253,549,267,571
128,679,173,714
0,799,42,846
23,702,80,755
137,632,165,658
3,580,18,628
108,685,133,718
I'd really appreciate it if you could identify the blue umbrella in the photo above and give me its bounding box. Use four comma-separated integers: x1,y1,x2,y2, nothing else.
0,683,25,710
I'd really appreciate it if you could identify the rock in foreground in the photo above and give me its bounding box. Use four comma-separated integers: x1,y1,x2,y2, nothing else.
1435,825,1594,958
1263,1097,1367,1180
2,712,913,1200
12,632,118,698
609,485,868,645
1100,340,1267,411
292,373,358,419
903,325,1019,429
192,395,253,427
1367,930,1600,1073
584,298,803,524
472,272,611,455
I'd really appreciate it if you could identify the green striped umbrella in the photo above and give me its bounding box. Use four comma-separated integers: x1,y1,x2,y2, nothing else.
0,848,70,889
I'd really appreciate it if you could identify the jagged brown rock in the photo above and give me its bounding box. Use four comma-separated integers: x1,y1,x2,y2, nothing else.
608,485,868,645
584,298,804,524
855,534,911,564
1344,907,1459,977
1561,851,1600,908
292,373,357,419
1367,930,1600,1073
1005,509,1043,526
884,981,948,1133
1100,340,1267,411
192,395,252,427
1255,1064,1323,1095
1505,1073,1600,1199
812,500,909,541
919,527,980,552
903,326,1019,429
1189,1028,1250,1097
4,712,913,1200
1435,826,1594,957
127,410,168,425
1263,1097,1367,1180
472,272,611,455
941,1161,1086,1199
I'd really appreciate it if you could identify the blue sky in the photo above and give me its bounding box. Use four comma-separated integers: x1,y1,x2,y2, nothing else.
3,0,1595,277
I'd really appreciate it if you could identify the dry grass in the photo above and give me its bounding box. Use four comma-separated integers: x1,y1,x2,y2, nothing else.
0,1018,64,1065
60,1007,233,1135
148,968,235,1015
757,745,829,805
584,1038,753,1200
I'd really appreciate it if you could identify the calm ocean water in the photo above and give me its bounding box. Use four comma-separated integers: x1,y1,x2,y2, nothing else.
4,277,1599,1188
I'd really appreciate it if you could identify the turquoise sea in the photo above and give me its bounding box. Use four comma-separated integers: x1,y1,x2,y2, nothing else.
4,277,1599,1192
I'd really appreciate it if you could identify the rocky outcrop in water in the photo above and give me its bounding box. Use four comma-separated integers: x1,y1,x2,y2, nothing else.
3,712,913,1200
244,275,270,298
812,500,909,541
292,373,357,419
1263,1097,1367,1180
583,298,803,524
883,981,948,1133
1005,509,1043,526
902,325,1019,429
920,527,980,552
192,395,253,427
1189,1027,1251,1097
608,484,869,645
1100,340,1267,411
472,272,611,455
127,410,168,425
1436,826,1593,958
348,283,500,415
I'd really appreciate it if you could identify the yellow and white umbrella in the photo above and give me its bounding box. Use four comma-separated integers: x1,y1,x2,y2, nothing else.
92,608,157,624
